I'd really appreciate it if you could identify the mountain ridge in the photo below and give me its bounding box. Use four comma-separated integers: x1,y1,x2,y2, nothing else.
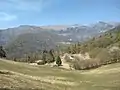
0,21,120,59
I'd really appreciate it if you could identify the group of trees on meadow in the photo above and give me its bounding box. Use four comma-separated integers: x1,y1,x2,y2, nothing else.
11,49,62,66
38,49,62,66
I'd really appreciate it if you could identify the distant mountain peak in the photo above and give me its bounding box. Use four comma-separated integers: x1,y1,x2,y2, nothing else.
19,25,31,27
18,25,41,28
98,21,107,24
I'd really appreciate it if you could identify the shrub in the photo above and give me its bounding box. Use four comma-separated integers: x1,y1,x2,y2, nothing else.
0,46,6,58
56,56,62,66
89,47,102,58
109,49,120,63
37,61,45,65
96,49,111,64
96,47,120,65
72,58,101,70
64,54,73,62
41,50,55,64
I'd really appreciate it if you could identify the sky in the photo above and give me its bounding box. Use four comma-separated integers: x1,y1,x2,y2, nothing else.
0,0,120,28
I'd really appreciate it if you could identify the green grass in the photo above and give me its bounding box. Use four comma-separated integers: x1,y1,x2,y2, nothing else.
0,59,120,90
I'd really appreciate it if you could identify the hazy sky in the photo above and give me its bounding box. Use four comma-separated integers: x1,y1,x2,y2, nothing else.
0,0,120,28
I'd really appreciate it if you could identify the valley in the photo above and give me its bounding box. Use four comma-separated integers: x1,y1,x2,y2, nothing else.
0,0,120,90
0,22,120,90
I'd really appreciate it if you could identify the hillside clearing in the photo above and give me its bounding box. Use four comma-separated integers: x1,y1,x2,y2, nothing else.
0,59,120,90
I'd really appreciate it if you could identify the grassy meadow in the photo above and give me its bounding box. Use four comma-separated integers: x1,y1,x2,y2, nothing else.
0,59,120,90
